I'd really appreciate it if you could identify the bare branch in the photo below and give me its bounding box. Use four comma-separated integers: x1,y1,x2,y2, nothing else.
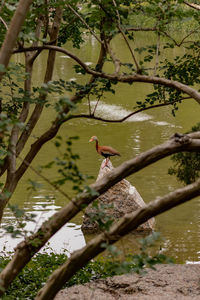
13,45,200,105
104,39,121,74
161,27,200,47
127,27,157,32
184,1,200,10
36,177,200,300
0,7,64,222
0,133,199,295
112,0,140,72
13,41,107,186
0,16,8,30
16,7,63,158
154,33,160,76
0,0,5,14
65,97,192,123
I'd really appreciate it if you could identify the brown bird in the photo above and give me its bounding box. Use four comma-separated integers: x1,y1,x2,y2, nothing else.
89,136,120,168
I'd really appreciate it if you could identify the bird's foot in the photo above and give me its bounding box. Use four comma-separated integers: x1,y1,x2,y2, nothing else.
102,159,110,169
102,164,110,169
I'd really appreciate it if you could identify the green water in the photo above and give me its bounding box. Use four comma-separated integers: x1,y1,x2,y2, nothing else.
1,34,200,263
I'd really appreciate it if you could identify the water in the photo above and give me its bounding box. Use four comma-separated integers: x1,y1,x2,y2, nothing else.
1,34,200,263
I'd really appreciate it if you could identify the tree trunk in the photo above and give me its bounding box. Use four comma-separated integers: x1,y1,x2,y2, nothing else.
0,0,33,81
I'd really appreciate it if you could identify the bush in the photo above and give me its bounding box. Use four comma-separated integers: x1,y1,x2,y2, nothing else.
168,123,200,184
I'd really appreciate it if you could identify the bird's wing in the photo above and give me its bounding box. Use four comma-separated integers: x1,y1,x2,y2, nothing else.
100,146,120,156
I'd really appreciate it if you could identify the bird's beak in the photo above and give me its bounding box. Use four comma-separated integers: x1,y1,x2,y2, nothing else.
89,138,93,142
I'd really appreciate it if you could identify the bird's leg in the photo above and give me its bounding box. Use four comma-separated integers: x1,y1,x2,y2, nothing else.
102,158,108,169
102,158,110,169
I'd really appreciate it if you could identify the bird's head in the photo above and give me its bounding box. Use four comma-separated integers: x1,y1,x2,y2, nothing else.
89,136,98,142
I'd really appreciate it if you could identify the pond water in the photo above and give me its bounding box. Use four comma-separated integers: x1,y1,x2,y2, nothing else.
0,33,199,264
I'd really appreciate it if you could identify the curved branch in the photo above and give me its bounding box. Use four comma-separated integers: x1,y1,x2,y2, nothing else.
13,40,107,185
13,45,200,104
36,177,200,300
0,133,199,295
66,97,192,123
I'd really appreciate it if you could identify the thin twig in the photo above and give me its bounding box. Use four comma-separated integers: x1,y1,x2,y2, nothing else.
87,94,92,115
66,97,192,123
127,27,157,32
0,16,8,30
67,4,102,44
112,0,140,72
154,33,160,76
0,0,5,14
16,154,71,201
12,45,200,105
92,96,101,115
105,39,121,74
161,27,200,47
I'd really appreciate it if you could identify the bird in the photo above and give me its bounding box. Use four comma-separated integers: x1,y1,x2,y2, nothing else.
89,136,120,168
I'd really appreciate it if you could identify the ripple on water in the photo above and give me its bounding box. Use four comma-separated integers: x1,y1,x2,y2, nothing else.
0,207,86,255
89,101,152,122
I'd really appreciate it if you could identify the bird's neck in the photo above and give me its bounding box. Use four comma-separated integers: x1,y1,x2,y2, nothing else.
95,140,99,151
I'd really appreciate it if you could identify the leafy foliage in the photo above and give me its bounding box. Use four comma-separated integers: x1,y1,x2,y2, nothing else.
0,232,173,299
168,123,200,184
88,200,114,231
0,0,199,297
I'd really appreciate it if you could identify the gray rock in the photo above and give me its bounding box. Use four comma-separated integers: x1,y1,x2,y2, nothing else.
55,264,200,300
82,160,155,233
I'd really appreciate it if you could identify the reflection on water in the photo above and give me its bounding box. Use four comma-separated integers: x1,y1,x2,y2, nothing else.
0,200,86,256
89,100,152,122
1,33,199,263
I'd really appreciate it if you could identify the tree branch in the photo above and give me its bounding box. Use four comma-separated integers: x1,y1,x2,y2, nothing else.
13,45,200,105
160,27,200,47
64,97,192,123
184,1,200,10
16,7,63,158
36,177,200,300
66,4,102,44
154,33,160,75
0,7,64,222
127,27,157,32
0,133,199,295
0,16,8,30
112,0,140,72
13,39,107,186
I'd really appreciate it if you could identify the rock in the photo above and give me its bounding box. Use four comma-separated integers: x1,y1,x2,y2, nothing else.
81,160,155,233
54,264,200,300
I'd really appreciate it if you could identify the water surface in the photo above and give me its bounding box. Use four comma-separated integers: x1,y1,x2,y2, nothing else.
1,33,199,263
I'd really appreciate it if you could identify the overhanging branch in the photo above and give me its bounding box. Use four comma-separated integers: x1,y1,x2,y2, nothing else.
65,97,192,123
13,45,200,105
36,177,200,300
0,133,199,295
